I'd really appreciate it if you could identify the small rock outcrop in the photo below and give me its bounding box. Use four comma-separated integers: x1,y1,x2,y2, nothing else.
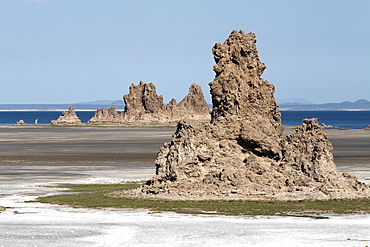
15,119,27,126
137,30,369,200
363,125,370,130
51,107,82,125
122,82,210,125
87,107,125,125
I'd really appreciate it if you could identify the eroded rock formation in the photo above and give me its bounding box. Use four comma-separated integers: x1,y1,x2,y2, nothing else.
86,82,210,125
137,30,369,200
51,107,82,125
121,81,210,125
87,107,125,125
15,119,27,126
171,83,211,121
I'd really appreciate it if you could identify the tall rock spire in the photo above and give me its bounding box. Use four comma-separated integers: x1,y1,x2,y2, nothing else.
137,30,369,200
210,31,281,130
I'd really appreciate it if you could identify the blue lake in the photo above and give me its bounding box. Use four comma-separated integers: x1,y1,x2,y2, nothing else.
0,110,369,129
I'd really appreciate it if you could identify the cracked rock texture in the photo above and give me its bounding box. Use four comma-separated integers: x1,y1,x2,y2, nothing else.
137,30,369,200
51,107,82,125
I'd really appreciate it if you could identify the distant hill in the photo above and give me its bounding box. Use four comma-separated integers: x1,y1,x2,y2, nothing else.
278,98,370,111
277,98,314,105
2,99,370,111
0,100,125,111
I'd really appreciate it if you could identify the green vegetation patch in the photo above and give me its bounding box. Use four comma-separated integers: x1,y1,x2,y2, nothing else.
36,183,370,218
50,183,142,192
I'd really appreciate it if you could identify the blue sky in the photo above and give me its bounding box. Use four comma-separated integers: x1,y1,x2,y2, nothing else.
1,0,369,104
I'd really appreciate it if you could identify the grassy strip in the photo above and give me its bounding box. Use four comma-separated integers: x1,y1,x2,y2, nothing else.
47,183,143,192
36,183,370,218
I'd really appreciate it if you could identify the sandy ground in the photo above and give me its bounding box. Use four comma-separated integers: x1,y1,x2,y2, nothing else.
0,126,369,246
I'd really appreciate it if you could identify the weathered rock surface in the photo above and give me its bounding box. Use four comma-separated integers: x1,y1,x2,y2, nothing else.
363,125,370,130
87,107,125,125
87,82,210,125
173,83,211,119
15,119,27,126
136,30,369,200
121,81,210,125
51,107,82,125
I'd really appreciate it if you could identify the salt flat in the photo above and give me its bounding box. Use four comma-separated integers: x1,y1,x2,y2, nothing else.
0,127,369,246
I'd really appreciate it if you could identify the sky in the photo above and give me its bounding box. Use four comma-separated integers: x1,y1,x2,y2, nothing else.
1,0,369,104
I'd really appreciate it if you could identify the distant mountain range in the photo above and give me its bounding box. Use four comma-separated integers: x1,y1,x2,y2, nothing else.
1,99,370,111
278,99,370,111
277,98,314,105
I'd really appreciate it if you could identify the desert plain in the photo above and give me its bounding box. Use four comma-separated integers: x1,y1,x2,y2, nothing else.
0,126,369,246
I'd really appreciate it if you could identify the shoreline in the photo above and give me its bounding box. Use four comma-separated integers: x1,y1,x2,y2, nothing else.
1,126,370,169
2,123,369,129
1,127,369,246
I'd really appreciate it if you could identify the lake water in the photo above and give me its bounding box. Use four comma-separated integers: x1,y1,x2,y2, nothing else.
0,111,95,126
280,111,370,129
0,111,369,129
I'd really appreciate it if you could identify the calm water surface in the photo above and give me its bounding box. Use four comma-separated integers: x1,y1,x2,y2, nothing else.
0,111,369,129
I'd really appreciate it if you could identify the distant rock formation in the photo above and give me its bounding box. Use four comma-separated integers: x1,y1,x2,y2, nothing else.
122,81,166,124
123,81,211,125
169,83,211,122
51,107,82,125
88,82,210,126
364,125,370,130
137,30,369,200
321,123,340,129
15,119,27,126
87,107,125,125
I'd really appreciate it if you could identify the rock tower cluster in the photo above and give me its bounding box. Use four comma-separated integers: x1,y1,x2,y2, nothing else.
139,30,369,200
122,82,210,125
51,106,82,125
87,107,125,125
87,82,210,125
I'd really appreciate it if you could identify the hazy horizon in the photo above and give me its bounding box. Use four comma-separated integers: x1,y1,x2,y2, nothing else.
1,0,369,105
1,97,370,106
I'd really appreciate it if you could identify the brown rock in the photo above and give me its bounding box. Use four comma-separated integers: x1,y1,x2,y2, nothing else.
124,81,165,118
87,107,125,125
122,81,210,125
175,83,211,120
87,82,210,126
51,107,82,125
138,30,369,200
122,81,166,124
15,119,27,126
